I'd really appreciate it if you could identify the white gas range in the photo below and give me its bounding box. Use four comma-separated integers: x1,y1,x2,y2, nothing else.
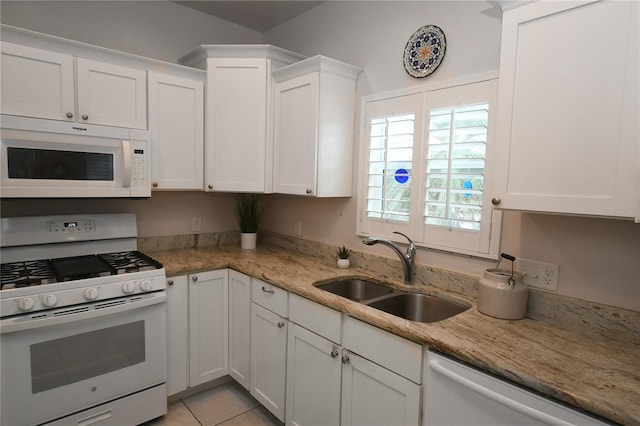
0,213,167,426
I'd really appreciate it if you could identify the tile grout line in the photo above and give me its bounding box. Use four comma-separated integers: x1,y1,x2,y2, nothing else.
213,406,255,426
179,399,204,426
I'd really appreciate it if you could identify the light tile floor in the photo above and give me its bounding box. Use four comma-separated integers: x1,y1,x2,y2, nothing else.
146,381,283,426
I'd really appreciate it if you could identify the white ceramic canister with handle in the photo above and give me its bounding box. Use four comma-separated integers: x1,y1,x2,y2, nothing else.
477,268,528,320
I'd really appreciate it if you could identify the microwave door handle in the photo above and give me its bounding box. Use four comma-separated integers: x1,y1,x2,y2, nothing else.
122,140,131,187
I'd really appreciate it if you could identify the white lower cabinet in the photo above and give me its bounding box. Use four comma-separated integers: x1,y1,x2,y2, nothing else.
286,293,343,426
165,270,229,396
228,270,252,390
286,294,421,426
423,351,607,426
189,270,229,386
341,350,421,426
250,280,288,422
165,275,189,396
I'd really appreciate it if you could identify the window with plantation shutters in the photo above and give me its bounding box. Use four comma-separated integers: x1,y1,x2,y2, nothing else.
358,79,502,259
367,113,415,223
425,103,488,231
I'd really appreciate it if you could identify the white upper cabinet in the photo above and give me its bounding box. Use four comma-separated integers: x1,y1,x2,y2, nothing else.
75,58,147,129
272,55,362,197
186,45,304,193
148,71,204,190
1,42,147,129
492,0,639,220
1,42,75,121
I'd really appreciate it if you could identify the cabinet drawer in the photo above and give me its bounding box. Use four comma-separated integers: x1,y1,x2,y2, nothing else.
344,316,422,383
251,278,288,317
289,293,342,344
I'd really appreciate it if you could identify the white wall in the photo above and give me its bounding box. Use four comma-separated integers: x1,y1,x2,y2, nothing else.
0,0,263,63
263,1,640,311
0,1,637,311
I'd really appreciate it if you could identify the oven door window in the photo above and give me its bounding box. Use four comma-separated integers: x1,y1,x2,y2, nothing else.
31,320,145,393
7,147,114,181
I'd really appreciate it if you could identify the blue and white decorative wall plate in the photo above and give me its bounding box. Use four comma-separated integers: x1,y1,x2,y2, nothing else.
403,25,446,78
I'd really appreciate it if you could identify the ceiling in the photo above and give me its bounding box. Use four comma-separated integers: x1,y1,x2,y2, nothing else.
173,1,325,32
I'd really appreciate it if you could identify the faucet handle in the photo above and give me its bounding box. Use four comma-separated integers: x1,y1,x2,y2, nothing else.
392,231,416,257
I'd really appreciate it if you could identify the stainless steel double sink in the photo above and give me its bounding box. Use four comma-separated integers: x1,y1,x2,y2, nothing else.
316,278,469,323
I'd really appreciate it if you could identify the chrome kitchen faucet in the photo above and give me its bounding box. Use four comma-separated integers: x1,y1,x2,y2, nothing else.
362,231,416,284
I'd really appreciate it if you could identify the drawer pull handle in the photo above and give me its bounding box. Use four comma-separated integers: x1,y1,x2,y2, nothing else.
261,286,275,294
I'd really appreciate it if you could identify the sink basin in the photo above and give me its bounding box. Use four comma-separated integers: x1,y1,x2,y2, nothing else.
316,278,394,302
367,293,469,323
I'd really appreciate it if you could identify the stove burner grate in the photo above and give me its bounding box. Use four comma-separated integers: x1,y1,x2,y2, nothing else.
1,251,162,290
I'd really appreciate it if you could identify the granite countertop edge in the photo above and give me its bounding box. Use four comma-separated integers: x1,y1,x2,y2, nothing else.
150,245,639,426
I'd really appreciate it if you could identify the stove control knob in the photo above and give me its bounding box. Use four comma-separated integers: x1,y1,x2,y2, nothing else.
17,297,35,311
84,287,99,301
42,294,58,307
122,281,136,294
140,280,153,292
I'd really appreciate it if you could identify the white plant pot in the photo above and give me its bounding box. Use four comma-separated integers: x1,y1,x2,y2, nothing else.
337,258,350,269
240,232,257,250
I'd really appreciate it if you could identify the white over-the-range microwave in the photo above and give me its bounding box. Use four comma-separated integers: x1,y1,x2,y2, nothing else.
0,115,151,198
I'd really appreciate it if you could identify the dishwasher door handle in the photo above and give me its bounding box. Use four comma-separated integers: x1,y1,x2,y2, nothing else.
429,358,573,426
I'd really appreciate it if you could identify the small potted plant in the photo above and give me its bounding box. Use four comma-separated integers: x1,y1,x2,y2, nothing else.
235,193,262,250
336,245,352,269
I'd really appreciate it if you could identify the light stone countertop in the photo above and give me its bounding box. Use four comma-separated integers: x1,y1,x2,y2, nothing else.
149,244,640,425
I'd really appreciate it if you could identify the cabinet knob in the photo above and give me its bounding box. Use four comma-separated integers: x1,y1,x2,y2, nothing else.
341,354,350,364
277,321,285,328
491,197,501,206
191,276,198,282
167,279,174,286
208,184,213,190
306,189,313,195
66,112,74,119
331,347,340,358
152,182,158,187
81,114,89,120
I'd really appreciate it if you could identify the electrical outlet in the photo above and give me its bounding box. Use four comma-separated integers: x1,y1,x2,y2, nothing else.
294,221,302,236
518,258,559,291
191,217,202,232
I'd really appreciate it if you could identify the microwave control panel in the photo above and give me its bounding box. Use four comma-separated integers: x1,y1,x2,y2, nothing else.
130,138,149,191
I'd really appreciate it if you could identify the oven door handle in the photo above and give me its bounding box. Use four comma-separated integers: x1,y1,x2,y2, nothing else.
1,292,166,334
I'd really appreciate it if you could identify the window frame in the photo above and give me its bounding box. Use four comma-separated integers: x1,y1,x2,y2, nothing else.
356,74,502,259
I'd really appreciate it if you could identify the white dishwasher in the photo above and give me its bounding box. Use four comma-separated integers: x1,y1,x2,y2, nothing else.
423,351,610,426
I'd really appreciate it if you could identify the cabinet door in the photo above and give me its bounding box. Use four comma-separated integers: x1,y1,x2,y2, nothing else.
189,270,228,386
148,72,204,190
273,73,319,196
341,351,421,426
423,351,607,426
1,42,75,121
228,270,252,390
206,58,268,192
76,58,147,129
166,275,188,396
250,302,287,422
286,323,342,426
492,0,639,218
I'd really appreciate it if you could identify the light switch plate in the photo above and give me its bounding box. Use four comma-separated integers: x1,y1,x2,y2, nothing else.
518,258,559,291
